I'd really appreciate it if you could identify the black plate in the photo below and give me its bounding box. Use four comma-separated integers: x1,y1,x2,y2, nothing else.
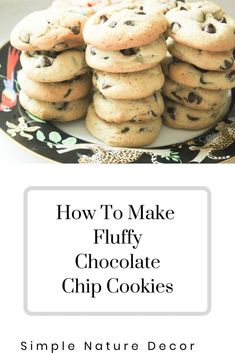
1,42,235,163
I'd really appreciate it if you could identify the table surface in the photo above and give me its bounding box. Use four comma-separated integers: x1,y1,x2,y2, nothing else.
0,0,234,163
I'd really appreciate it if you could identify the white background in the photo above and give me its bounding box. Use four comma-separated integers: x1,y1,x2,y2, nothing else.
26,188,208,313
0,164,234,352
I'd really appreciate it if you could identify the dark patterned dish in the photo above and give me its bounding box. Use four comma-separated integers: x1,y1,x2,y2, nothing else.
0,42,235,163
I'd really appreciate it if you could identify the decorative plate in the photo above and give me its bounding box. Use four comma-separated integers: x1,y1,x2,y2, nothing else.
0,42,235,164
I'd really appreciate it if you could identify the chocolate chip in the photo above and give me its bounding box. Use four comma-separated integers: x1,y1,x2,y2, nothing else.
64,89,72,98
150,110,157,117
187,115,200,121
170,22,181,34
70,26,80,35
120,48,139,56
219,17,227,23
121,127,130,133
167,107,176,119
139,127,146,132
220,59,233,70
167,107,175,114
180,6,187,10
188,92,202,104
100,15,108,23
100,92,106,99
109,21,117,28
203,23,216,34
103,57,109,60
172,91,182,101
36,56,52,68
19,32,30,43
124,20,135,26
139,5,144,10
54,103,68,111
90,47,96,55
136,11,146,15
200,76,207,84
43,56,53,67
102,83,112,89
226,71,235,82
153,92,158,101
70,25,80,35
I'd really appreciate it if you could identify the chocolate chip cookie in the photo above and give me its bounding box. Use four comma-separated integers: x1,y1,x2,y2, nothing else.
86,104,162,147
83,1,168,50
18,70,91,103
163,96,229,130
168,38,235,71
19,91,89,122
166,1,235,52
162,55,235,90
86,35,167,73
162,77,229,110
93,90,164,123
10,8,87,52
92,65,165,99
20,48,88,83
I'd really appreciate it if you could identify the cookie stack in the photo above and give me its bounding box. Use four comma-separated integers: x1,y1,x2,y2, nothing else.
83,1,168,147
162,1,235,130
10,8,91,122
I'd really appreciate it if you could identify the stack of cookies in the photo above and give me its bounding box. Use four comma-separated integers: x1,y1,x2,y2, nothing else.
162,1,235,130
83,0,168,147
10,7,91,122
